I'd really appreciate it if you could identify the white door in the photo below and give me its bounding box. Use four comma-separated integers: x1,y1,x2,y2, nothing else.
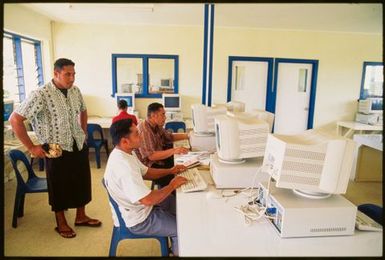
231,61,269,112
274,62,313,135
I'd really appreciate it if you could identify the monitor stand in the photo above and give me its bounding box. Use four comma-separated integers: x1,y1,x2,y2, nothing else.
293,189,332,199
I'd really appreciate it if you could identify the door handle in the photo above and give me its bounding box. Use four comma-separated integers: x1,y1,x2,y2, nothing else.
304,107,309,111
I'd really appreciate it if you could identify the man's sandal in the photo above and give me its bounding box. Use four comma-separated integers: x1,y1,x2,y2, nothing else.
74,219,102,227
54,227,76,238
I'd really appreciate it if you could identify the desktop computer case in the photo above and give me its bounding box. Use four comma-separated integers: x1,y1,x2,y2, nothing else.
258,182,356,238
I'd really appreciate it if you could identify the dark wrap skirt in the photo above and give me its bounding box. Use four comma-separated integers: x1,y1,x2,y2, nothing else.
45,141,91,212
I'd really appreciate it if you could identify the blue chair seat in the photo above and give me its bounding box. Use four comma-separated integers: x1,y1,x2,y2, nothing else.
102,179,169,257
25,178,48,192
358,204,383,226
8,149,48,228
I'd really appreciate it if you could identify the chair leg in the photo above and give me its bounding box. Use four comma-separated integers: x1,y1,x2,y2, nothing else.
109,228,120,257
95,147,101,169
12,192,22,228
18,193,26,217
38,158,44,171
158,237,170,257
104,141,110,157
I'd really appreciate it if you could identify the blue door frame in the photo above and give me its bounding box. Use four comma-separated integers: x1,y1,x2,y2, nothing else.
272,58,319,129
227,56,274,111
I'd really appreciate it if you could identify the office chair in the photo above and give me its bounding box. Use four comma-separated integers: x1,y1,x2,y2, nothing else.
101,179,169,256
87,123,110,168
358,204,383,225
165,121,186,133
8,149,48,228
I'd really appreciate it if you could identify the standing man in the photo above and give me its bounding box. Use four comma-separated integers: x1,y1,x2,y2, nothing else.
9,58,101,238
136,103,190,188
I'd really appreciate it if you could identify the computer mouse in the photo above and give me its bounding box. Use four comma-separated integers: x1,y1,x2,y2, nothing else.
206,190,222,199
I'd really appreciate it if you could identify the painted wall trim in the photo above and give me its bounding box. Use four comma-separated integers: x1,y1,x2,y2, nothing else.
111,53,179,98
272,58,319,129
360,61,383,99
227,56,274,112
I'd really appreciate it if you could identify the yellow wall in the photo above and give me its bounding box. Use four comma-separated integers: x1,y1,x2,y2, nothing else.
52,22,203,118
4,4,382,129
4,4,54,84
212,27,382,130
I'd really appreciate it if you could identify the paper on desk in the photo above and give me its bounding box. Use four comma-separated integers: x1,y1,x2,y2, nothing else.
175,151,211,166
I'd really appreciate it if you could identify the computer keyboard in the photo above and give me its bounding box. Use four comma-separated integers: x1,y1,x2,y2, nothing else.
178,168,208,193
355,210,383,232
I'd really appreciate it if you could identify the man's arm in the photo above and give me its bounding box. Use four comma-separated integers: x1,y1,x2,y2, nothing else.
147,147,189,162
79,109,88,135
172,133,189,142
9,112,46,158
143,164,187,180
139,176,187,206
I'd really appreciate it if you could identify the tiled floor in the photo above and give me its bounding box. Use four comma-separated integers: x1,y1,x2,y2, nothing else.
3,152,383,256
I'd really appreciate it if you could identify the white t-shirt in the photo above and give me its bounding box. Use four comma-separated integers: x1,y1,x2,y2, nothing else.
104,148,152,227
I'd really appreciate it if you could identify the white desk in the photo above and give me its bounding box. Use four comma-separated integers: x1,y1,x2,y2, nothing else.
176,170,382,257
336,121,382,138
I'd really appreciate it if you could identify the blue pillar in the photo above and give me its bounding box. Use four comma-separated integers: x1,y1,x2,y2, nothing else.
201,4,215,106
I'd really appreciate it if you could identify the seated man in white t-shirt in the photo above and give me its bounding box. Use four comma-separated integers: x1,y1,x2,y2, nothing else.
104,118,188,256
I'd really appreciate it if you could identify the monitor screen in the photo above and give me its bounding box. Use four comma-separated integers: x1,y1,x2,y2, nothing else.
164,96,180,108
370,98,383,111
161,79,171,87
4,101,14,121
117,96,133,108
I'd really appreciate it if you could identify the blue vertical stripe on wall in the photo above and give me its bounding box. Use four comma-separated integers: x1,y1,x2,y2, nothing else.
207,4,215,106
201,4,209,105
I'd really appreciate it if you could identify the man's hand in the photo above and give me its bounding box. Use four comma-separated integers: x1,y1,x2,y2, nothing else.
173,147,189,155
29,145,46,158
170,164,188,175
170,175,188,189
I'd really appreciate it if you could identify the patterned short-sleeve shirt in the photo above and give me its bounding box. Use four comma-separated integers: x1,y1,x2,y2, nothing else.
15,80,87,152
135,119,173,167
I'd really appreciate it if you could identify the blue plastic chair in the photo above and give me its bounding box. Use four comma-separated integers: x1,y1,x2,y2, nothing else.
87,123,110,168
358,204,383,225
30,157,45,171
165,121,186,133
101,179,169,257
8,149,48,228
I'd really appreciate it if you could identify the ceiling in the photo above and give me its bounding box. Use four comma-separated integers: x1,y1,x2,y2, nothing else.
21,3,382,34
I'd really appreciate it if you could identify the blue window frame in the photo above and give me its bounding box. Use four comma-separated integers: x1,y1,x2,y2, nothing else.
111,54,179,98
360,61,383,99
3,31,44,102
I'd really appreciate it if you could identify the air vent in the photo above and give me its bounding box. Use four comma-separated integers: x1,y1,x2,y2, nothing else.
310,227,347,233
285,149,326,161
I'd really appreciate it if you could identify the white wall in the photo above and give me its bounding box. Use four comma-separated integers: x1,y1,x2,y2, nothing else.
52,22,203,118
4,4,54,84
211,27,382,131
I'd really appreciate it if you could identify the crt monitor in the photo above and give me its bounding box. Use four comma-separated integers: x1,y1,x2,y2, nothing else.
215,114,269,164
358,98,383,114
4,100,14,121
262,129,356,199
116,93,135,111
226,101,246,113
227,110,275,133
191,104,227,136
162,94,181,112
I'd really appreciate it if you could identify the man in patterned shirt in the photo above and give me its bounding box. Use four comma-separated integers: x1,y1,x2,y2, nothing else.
9,58,101,238
136,103,190,188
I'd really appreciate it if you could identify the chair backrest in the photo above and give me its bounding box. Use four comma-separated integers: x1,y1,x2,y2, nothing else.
165,121,186,133
8,149,37,188
101,178,127,228
87,123,104,142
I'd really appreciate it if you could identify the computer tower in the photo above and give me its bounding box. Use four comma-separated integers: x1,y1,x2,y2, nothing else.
258,182,357,238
